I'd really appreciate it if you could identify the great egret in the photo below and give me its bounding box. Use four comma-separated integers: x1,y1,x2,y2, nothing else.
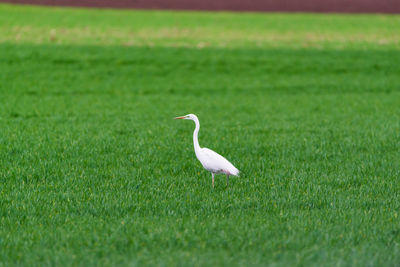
174,114,240,187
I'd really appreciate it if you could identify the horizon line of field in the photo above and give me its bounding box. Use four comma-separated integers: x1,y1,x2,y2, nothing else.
0,0,399,14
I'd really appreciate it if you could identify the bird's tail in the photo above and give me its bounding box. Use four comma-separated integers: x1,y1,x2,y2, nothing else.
231,166,240,176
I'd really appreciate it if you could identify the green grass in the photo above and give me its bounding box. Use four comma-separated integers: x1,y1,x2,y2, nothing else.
1,4,400,266
1,4,400,49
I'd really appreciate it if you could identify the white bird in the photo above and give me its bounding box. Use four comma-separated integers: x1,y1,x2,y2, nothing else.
174,114,240,187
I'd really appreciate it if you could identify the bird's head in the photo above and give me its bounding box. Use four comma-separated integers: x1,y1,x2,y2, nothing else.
174,114,197,121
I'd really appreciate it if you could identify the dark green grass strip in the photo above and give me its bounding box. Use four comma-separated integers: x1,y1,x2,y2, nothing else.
2,44,400,97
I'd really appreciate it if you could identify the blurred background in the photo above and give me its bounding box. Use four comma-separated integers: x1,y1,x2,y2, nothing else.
0,0,398,13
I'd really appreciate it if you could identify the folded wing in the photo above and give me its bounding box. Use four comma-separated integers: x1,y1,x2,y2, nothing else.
198,147,240,176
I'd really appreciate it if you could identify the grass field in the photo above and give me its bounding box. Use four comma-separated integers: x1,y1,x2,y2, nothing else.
1,4,400,266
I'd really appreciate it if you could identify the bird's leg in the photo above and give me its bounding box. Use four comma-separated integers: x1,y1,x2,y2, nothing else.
212,173,215,188
226,175,229,187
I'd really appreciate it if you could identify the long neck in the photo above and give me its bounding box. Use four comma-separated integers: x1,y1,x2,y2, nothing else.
192,117,201,154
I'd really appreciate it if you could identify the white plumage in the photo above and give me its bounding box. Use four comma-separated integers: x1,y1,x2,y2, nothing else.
174,114,239,187
198,148,239,176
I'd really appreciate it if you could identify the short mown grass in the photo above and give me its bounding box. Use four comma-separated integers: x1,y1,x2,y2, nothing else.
1,4,400,266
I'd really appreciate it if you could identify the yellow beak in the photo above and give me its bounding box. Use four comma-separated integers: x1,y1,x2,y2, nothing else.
174,116,186,119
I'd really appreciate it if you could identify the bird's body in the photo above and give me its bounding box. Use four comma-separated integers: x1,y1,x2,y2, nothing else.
175,114,239,187
196,147,239,176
